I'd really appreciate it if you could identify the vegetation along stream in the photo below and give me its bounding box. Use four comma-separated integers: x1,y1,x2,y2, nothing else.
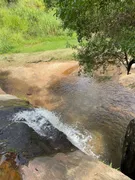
1,0,135,179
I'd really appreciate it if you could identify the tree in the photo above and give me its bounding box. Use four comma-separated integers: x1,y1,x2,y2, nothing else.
52,0,135,74
7,0,18,4
44,0,56,8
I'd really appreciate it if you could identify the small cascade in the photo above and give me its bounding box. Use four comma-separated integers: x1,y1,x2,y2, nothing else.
12,108,97,158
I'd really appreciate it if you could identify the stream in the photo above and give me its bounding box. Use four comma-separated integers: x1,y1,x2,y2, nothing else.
9,75,135,168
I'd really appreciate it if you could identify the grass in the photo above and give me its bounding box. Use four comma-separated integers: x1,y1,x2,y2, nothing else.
0,0,78,54
8,35,78,54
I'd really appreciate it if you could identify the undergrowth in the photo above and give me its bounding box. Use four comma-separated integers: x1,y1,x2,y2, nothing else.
0,0,77,54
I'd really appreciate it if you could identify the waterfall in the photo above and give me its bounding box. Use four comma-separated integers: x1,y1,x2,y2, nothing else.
12,108,97,158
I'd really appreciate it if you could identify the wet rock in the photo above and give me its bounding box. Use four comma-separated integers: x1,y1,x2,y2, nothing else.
121,119,135,179
21,150,130,180
0,95,75,161
0,122,75,158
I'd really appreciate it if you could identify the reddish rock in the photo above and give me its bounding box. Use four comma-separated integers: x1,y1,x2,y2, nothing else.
21,151,130,180
0,153,21,180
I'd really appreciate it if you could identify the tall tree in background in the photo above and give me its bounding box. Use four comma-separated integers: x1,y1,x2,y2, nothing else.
44,0,56,8
51,0,135,74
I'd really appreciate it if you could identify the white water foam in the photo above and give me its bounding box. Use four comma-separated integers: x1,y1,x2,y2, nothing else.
12,108,97,157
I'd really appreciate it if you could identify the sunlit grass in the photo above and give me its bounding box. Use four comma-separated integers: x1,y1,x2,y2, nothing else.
0,1,78,54
10,35,78,54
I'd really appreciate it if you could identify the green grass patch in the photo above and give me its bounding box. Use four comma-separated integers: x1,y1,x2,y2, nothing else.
9,35,78,54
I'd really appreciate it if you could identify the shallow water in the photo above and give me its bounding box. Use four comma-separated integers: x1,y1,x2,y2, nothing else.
54,76,135,167
12,75,135,168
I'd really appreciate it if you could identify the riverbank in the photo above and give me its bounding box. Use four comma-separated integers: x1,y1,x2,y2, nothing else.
1,50,135,111
0,50,78,110
0,48,76,67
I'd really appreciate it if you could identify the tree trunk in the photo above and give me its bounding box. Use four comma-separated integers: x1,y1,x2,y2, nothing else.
121,119,135,179
127,59,135,75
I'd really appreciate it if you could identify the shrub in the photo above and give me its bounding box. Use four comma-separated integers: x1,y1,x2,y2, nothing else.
0,0,65,53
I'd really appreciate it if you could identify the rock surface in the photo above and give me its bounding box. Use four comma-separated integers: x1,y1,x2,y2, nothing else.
121,119,135,179
0,94,75,159
21,150,131,180
0,69,132,180
0,61,79,110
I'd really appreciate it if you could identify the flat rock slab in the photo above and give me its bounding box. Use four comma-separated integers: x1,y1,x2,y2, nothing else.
21,151,131,180
0,94,18,101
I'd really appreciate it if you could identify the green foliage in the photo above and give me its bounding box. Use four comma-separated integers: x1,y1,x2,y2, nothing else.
44,0,56,8
55,0,135,73
0,0,6,7
11,35,77,53
0,0,66,54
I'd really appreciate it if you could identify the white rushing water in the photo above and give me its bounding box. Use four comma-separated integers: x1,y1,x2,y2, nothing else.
12,108,97,157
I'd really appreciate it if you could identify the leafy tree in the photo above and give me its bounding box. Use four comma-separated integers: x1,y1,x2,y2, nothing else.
7,0,18,4
44,0,56,8
53,0,135,74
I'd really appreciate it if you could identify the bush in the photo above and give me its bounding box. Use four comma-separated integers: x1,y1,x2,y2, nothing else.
55,0,135,74
0,0,65,53
0,28,24,53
